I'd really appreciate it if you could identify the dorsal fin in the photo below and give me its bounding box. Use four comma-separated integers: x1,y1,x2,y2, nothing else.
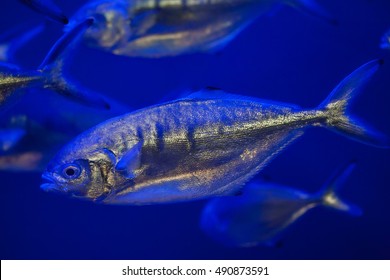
183,87,301,110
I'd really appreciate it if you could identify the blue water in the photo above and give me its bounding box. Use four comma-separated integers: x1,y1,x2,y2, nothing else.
0,0,389,259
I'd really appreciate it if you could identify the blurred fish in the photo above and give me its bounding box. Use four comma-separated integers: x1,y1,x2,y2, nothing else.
0,90,130,172
59,0,333,58
19,0,68,24
200,163,362,247
41,60,388,204
0,23,44,63
0,18,109,113
380,28,390,50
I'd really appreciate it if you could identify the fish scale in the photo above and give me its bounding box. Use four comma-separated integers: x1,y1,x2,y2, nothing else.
44,98,322,204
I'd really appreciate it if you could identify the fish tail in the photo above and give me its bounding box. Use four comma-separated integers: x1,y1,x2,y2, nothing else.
317,162,362,216
284,0,337,25
37,18,110,110
318,59,389,148
19,0,68,24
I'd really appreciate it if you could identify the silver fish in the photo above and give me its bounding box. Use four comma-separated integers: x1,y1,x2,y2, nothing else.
0,24,44,63
380,28,390,50
64,0,332,57
41,60,387,204
0,18,109,113
200,163,361,247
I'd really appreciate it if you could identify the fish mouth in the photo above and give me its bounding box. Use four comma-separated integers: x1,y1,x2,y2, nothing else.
40,173,60,192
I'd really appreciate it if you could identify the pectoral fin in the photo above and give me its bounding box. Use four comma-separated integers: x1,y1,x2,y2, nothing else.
115,141,143,179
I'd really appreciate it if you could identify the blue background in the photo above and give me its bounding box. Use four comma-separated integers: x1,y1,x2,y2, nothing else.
0,0,389,259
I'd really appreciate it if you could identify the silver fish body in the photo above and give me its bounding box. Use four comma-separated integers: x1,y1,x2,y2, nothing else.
68,0,289,57
45,95,319,203
200,163,361,247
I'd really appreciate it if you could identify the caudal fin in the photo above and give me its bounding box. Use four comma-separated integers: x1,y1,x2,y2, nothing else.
319,59,389,148
38,18,110,110
285,0,338,25
19,0,68,24
318,162,362,216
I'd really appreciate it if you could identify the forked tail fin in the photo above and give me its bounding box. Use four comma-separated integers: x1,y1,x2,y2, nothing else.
37,18,110,110
317,162,362,216
319,59,389,148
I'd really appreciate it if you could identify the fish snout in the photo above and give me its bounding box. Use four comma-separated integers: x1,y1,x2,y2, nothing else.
40,172,60,193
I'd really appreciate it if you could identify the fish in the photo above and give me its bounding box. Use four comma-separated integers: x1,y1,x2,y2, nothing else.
0,18,109,113
0,24,44,63
200,162,362,247
0,90,130,172
31,0,333,58
380,28,390,50
40,60,388,204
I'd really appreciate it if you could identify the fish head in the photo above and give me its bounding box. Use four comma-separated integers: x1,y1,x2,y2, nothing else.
41,148,116,202
67,0,130,50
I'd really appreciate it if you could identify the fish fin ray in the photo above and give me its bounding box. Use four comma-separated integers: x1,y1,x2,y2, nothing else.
319,59,389,148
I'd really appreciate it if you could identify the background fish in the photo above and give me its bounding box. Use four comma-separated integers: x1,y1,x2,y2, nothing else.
0,23,44,64
27,0,333,58
200,162,361,247
0,18,109,113
380,28,390,50
0,90,130,172
41,60,387,204
19,0,68,24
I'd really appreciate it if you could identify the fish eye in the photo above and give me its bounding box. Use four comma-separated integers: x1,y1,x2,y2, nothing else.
62,163,81,179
